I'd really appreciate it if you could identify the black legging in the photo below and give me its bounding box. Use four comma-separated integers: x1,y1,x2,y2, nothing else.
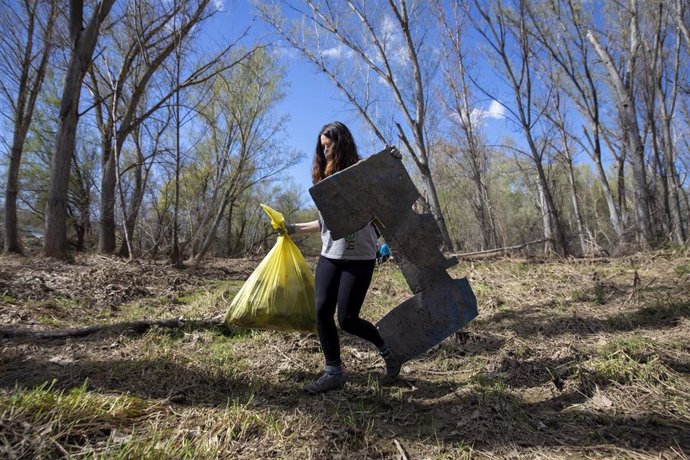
314,256,384,367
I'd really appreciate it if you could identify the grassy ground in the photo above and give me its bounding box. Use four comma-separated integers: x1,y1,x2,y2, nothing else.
1,250,689,458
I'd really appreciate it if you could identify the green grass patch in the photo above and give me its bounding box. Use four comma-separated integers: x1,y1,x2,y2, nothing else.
2,380,150,425
470,373,508,403
583,338,677,387
598,336,654,358
607,300,690,330
0,293,18,304
99,398,288,459
0,380,153,458
115,280,245,322
101,430,223,460
588,353,670,386
382,268,408,290
674,262,690,276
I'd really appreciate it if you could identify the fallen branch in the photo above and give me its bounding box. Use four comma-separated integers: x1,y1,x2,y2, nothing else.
0,315,226,340
393,439,409,460
449,238,551,259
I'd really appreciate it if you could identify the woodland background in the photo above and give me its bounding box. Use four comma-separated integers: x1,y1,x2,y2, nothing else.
2,2,690,458
1,0,689,261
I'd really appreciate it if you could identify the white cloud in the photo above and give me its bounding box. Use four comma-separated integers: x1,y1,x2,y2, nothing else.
376,15,409,66
381,15,396,43
451,100,506,129
485,100,506,119
213,0,224,11
322,46,344,58
321,45,353,59
470,100,506,123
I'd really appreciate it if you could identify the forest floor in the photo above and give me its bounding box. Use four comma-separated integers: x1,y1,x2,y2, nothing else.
1,249,690,459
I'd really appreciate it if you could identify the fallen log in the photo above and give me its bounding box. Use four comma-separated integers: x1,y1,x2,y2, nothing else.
0,315,225,340
449,238,551,259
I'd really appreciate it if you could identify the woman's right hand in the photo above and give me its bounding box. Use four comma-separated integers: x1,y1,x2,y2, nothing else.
385,144,402,159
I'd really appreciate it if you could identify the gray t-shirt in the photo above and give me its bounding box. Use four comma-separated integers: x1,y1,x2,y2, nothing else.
319,212,377,260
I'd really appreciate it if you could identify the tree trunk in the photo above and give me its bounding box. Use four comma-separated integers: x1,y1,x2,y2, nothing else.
71,149,91,252
4,0,56,254
44,0,115,259
4,140,26,254
226,201,234,256
566,158,587,254
99,140,117,253
535,157,568,256
656,22,686,244
660,113,685,243
190,190,234,264
588,27,654,247
119,149,146,257
420,167,454,252
589,133,625,241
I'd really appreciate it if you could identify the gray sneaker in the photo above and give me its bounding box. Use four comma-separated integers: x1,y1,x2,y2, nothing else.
383,353,402,379
304,372,347,395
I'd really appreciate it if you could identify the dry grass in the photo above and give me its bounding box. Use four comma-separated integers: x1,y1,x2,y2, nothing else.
1,250,689,458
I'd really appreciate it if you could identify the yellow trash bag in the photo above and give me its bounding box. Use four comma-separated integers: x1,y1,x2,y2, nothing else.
225,204,316,332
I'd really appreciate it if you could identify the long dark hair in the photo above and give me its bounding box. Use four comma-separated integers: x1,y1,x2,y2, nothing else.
311,121,359,184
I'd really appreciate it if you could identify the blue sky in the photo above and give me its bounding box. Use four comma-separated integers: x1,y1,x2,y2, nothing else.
204,1,510,195
204,1,374,193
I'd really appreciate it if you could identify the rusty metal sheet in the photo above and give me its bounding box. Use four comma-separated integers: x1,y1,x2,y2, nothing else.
309,147,478,364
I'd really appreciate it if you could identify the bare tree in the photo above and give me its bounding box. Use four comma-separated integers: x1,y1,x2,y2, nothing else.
43,0,116,259
586,1,654,246
471,0,569,255
637,1,686,243
256,0,455,250
117,107,171,258
432,0,498,251
186,49,300,263
545,89,590,255
87,0,243,255
525,0,627,247
0,0,57,253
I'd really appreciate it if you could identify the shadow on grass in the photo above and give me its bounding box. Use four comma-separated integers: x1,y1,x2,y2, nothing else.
340,372,690,454
478,299,690,339
0,355,270,407
2,350,689,455
0,317,231,343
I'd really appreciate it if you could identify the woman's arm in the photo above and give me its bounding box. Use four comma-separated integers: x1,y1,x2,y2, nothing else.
288,219,320,234
293,219,320,234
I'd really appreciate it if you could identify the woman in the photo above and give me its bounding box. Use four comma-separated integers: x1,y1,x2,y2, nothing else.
285,121,401,395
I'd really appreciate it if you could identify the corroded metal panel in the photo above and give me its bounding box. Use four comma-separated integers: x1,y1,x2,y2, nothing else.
377,278,477,362
309,147,478,363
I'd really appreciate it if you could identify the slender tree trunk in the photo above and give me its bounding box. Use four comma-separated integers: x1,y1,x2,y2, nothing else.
4,0,56,253
190,190,233,263
648,116,668,237
566,158,587,254
71,149,91,251
656,21,686,243
588,25,654,247
119,148,146,257
589,137,624,242
421,167,454,252
615,148,630,229
171,64,182,266
471,182,489,250
535,178,554,253
5,140,26,254
226,201,234,256
99,140,117,253
660,113,685,243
